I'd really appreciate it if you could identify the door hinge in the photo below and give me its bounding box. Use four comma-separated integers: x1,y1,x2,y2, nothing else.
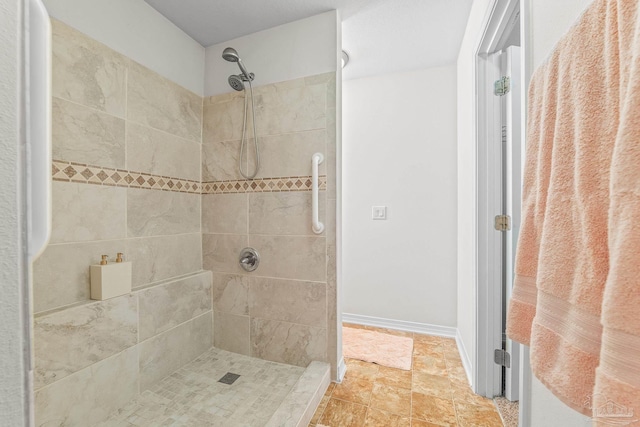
494,215,511,231
494,76,510,96
494,349,511,368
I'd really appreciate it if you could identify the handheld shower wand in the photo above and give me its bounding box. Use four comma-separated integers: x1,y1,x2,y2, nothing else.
222,47,259,179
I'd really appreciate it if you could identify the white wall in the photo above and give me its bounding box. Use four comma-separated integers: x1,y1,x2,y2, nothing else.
530,377,590,426
342,65,458,329
456,0,494,388
527,0,593,425
42,0,205,95
0,0,29,424
457,0,595,422
204,11,337,97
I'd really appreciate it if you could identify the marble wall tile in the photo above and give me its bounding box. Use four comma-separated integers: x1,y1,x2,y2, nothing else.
203,91,239,107
211,272,249,315
52,97,126,168
126,122,201,181
252,130,326,180
51,181,126,244
202,193,248,234
269,77,306,92
254,81,327,136
251,318,327,367
33,240,126,313
249,235,326,281
35,346,138,427
202,92,247,144
326,107,337,200
127,188,200,237
128,233,202,287
248,191,324,236
138,271,212,341
327,277,339,381
34,294,137,389
202,140,244,182
249,277,326,328
202,233,248,274
139,311,213,391
324,74,337,109
326,198,339,379
304,72,335,86
127,61,202,142
213,311,251,356
326,198,337,282
51,20,126,117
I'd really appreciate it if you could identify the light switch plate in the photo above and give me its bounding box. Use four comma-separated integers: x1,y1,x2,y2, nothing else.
372,206,387,220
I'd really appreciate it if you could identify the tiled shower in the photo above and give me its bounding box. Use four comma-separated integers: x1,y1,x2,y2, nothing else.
33,18,338,426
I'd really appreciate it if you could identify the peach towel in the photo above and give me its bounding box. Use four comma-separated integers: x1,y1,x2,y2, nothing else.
342,327,413,370
506,0,640,424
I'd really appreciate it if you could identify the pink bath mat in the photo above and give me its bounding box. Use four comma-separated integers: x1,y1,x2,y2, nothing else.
342,327,413,370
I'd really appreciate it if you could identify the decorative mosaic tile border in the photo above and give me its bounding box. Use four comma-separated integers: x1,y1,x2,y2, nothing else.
201,176,326,194
52,160,326,194
52,160,202,194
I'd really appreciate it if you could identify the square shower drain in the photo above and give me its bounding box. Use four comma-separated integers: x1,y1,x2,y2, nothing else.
218,372,241,385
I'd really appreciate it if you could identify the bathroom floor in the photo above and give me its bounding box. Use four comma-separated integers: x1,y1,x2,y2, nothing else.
310,324,514,427
99,347,305,426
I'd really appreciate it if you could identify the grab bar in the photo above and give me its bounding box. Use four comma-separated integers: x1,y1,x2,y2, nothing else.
311,153,324,234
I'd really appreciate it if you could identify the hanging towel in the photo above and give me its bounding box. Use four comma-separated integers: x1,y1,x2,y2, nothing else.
593,0,640,424
506,0,640,423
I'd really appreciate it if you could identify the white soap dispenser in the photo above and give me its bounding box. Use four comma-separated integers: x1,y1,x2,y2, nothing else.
90,253,132,300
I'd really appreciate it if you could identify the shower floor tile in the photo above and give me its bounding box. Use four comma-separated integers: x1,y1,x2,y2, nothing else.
99,347,305,426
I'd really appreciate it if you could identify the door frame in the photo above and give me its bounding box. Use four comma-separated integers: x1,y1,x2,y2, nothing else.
473,0,532,420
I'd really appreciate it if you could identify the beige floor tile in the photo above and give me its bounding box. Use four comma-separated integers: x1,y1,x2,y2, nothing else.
369,382,412,417
411,392,457,426
364,407,411,427
344,358,380,379
413,334,444,346
413,341,445,358
336,324,512,427
412,371,452,397
455,400,504,427
375,365,412,389
443,344,462,361
319,398,368,427
447,364,470,386
325,382,336,396
411,419,448,427
332,374,375,405
450,382,496,409
413,354,448,376
310,395,330,425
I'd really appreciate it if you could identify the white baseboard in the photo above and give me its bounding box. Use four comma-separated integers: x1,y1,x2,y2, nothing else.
455,329,473,387
342,313,457,338
337,357,347,383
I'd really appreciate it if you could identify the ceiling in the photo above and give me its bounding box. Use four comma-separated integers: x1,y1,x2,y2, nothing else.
144,0,473,80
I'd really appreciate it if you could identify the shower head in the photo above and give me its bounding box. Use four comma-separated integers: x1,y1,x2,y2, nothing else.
228,74,245,91
222,47,240,62
222,47,251,80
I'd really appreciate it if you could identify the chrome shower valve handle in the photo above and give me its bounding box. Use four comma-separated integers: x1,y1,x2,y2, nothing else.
239,247,260,272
